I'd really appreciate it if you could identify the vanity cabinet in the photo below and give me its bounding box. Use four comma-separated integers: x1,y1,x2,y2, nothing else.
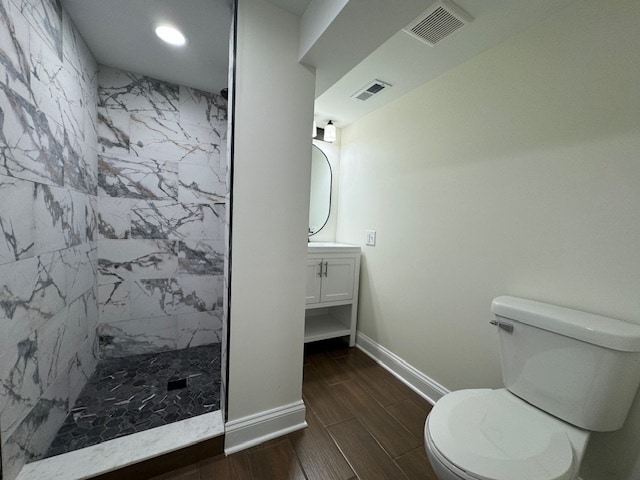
305,243,361,346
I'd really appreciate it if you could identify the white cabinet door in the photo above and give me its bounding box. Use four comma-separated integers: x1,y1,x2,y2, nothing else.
305,259,322,304
320,257,355,303
305,245,361,347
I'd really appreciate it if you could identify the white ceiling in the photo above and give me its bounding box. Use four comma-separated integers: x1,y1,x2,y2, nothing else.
60,0,576,125
267,0,311,17
61,0,234,94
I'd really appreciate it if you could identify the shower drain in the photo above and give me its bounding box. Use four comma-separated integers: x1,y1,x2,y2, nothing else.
167,377,188,391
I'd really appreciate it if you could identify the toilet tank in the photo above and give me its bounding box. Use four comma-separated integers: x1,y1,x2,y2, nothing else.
491,296,640,432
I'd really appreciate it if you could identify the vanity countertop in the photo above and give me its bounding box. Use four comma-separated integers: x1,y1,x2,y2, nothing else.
308,242,361,253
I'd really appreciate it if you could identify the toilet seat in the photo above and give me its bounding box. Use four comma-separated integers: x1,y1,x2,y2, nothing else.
426,389,578,480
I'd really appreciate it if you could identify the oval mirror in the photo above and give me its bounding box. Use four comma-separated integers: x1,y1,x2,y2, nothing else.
309,145,332,236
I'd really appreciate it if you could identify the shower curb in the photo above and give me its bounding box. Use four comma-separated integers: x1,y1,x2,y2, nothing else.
15,411,224,480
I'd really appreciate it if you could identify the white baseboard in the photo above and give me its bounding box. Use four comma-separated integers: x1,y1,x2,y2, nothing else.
355,335,592,480
224,400,307,454
356,332,450,405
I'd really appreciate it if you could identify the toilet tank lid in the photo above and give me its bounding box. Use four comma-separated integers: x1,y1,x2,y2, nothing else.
491,296,640,352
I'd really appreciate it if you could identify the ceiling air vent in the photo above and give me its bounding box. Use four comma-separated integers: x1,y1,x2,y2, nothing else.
351,79,392,102
403,0,473,47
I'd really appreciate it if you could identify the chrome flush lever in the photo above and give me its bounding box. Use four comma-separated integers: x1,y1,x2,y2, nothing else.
490,319,514,334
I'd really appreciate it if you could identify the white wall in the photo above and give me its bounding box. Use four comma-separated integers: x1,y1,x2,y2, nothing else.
337,0,640,478
299,0,349,60
227,0,315,423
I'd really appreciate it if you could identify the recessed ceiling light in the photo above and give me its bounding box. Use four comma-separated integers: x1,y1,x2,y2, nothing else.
155,25,187,46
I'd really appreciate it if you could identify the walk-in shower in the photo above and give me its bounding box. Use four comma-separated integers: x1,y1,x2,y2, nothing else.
0,1,232,479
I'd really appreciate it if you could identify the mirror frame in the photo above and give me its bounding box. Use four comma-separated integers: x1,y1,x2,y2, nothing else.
309,144,332,236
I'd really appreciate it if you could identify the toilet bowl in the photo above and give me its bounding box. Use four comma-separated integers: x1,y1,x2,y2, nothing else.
423,296,640,480
423,389,589,480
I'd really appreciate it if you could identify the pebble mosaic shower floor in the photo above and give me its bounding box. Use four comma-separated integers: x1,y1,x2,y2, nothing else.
45,343,222,458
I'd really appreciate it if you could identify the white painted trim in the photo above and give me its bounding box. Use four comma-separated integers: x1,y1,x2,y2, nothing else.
356,332,450,405
224,400,307,454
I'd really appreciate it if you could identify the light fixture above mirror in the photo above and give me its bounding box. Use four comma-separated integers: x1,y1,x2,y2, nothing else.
324,121,336,142
313,120,337,143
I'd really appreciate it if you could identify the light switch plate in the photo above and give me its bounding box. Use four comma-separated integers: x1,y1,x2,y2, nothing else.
366,230,376,246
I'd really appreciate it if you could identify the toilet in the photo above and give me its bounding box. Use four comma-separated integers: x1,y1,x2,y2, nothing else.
424,296,640,480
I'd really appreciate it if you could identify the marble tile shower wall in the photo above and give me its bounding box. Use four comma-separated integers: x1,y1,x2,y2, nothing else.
0,1,99,479
96,66,227,358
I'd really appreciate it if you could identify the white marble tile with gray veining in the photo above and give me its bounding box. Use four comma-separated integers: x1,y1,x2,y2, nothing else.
175,275,222,313
129,113,219,165
84,284,99,333
0,0,32,98
178,86,227,129
129,275,220,320
98,316,177,358
28,41,66,130
130,199,182,239
130,199,223,240
49,60,97,194
0,332,41,444
98,197,131,239
0,175,36,265
97,107,130,155
97,281,130,324
69,188,91,247
33,183,68,254
1,1,101,478
80,135,99,193
63,243,97,303
98,66,179,121
86,194,98,242
56,65,90,140
63,132,98,195
97,239,178,284
0,254,67,344
128,279,178,320
67,333,98,410
61,11,97,91
32,249,69,317
16,0,63,61
178,163,226,204
178,240,225,275
174,202,224,240
2,367,69,480
34,183,86,254
98,154,178,199
37,294,90,392
176,310,223,349
0,82,65,187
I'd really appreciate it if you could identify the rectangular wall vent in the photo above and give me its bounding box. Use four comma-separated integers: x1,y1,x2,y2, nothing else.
351,79,392,102
403,0,473,47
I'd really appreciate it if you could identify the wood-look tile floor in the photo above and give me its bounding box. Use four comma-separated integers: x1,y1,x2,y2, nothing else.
150,339,439,480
